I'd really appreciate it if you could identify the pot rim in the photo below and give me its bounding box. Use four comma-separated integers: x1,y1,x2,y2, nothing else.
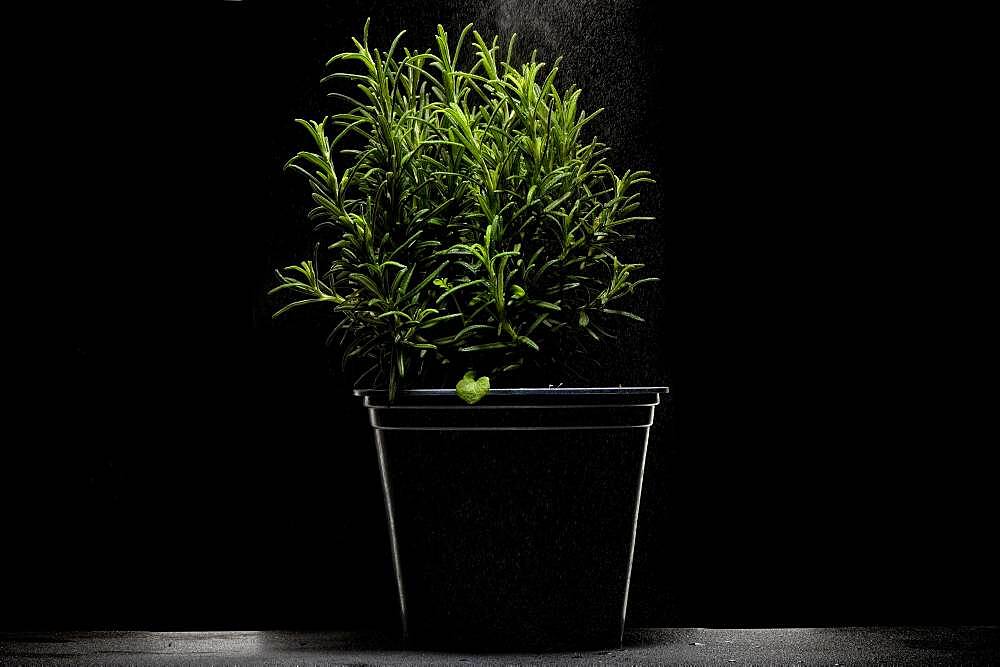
354,386,669,397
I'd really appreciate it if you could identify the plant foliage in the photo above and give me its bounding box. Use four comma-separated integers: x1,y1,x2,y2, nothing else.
271,20,657,400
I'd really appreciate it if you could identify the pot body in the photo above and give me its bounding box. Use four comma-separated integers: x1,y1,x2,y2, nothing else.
357,387,668,651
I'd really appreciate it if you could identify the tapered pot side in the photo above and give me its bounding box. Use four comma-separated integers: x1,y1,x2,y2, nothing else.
356,387,669,651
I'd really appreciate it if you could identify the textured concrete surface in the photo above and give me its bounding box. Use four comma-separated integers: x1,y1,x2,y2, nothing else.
2,627,997,665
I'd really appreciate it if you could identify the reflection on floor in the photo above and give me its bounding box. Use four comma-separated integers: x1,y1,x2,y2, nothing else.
2,627,998,665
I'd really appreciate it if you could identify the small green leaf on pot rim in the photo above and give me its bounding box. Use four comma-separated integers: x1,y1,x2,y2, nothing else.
456,370,490,404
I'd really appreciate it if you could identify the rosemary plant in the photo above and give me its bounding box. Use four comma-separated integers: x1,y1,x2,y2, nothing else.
270,20,657,401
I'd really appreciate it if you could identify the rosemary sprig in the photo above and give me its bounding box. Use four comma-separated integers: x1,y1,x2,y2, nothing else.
271,20,658,400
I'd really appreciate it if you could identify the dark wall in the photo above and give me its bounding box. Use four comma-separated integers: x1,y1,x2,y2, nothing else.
4,2,994,630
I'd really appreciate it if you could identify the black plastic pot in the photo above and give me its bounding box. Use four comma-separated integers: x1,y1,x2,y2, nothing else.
355,386,669,651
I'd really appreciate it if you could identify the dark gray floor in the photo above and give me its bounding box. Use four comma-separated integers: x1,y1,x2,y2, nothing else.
2,627,997,665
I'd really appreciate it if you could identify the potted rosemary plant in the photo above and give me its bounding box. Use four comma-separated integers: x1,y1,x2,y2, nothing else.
271,20,668,650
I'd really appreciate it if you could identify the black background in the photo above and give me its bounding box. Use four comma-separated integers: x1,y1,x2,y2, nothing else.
4,2,994,630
